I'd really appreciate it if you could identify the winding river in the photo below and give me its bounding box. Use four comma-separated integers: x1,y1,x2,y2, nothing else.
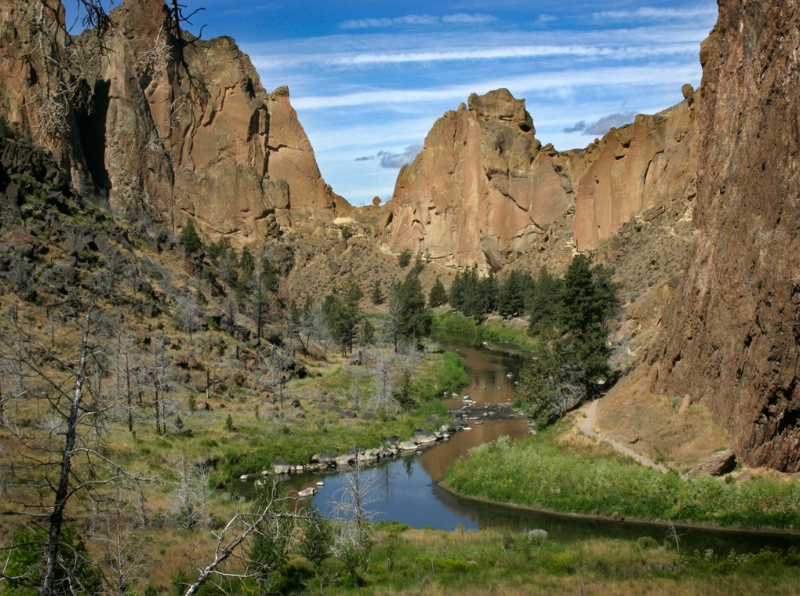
294,333,800,553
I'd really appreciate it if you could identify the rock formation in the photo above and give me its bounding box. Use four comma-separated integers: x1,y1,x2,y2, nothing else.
382,87,698,271
573,90,698,251
654,0,800,471
0,0,346,245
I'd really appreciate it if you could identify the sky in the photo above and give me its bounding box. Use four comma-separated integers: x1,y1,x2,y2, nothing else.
76,1,719,206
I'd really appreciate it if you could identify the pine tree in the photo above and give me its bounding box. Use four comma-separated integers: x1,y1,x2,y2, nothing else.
449,270,465,311
557,255,619,394
428,277,448,307
397,270,432,344
498,270,534,317
528,266,561,336
371,279,385,305
179,218,203,255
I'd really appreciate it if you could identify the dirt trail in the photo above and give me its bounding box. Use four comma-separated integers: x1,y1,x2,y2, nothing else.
581,400,670,474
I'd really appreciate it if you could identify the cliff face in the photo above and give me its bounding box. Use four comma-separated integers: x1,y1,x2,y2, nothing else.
383,89,569,272
654,1,800,471
0,0,345,243
574,89,698,251
383,88,698,271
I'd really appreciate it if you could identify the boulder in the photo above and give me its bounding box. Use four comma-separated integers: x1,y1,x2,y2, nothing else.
690,450,737,477
272,460,291,475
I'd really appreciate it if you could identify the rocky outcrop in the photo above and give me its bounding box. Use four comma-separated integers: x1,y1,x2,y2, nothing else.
0,0,91,188
654,0,800,471
383,89,573,272
690,450,736,477
0,0,345,245
382,88,698,271
573,93,698,251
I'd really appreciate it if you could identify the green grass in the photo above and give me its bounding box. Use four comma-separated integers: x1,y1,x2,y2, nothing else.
205,348,467,484
444,429,800,531
411,351,470,401
432,311,537,350
297,524,800,594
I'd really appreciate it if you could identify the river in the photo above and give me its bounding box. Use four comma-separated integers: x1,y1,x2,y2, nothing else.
294,332,800,553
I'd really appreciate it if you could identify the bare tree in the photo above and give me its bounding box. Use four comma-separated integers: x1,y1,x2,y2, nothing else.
91,484,149,595
143,330,174,436
170,453,212,530
383,284,402,352
367,353,399,418
259,347,293,412
0,301,134,595
222,295,238,335
330,460,378,583
181,481,304,596
174,292,201,345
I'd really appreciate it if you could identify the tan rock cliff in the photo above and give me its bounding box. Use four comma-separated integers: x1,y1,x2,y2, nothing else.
383,88,698,271
0,0,345,244
654,0,800,471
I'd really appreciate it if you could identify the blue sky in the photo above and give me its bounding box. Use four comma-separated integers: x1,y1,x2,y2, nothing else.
92,1,718,206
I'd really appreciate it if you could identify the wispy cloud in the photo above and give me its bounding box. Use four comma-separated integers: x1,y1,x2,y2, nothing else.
250,42,699,70
339,13,496,30
355,144,423,168
291,64,699,110
593,7,717,20
564,111,637,135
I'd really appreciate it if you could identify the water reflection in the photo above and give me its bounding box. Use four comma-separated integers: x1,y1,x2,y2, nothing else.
309,333,528,529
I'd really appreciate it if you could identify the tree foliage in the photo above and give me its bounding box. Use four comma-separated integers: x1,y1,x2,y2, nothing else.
179,219,203,255
396,270,431,345
518,255,619,425
428,277,448,308
4,524,103,596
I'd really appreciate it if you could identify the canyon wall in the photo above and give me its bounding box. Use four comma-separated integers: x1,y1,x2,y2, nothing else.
654,0,800,471
382,87,698,271
0,0,346,244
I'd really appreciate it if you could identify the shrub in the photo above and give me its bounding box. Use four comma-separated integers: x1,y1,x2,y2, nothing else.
398,249,412,268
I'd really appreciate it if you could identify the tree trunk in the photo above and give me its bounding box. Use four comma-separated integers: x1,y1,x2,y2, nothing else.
42,311,91,596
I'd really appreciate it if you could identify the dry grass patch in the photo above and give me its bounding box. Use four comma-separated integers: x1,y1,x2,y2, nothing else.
595,364,729,472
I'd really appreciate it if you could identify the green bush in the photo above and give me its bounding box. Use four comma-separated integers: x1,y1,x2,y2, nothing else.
398,249,412,268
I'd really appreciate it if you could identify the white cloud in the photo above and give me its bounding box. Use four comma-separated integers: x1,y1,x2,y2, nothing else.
291,64,700,110
250,42,699,70
594,6,717,20
339,13,495,30
441,14,497,25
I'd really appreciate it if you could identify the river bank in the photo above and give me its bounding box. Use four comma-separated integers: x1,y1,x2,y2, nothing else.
444,419,800,532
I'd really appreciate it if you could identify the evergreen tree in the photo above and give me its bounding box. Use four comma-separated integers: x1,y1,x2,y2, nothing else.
397,270,432,344
498,270,534,318
428,277,448,307
449,270,466,311
371,279,385,305
460,267,488,321
179,218,203,255
480,273,499,315
398,249,412,268
528,266,561,336
556,254,619,395
324,277,363,356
